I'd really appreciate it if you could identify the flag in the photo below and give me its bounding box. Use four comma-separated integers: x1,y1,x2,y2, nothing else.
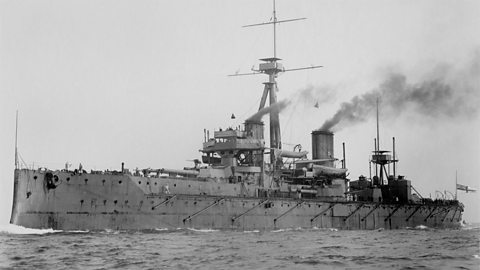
457,183,477,193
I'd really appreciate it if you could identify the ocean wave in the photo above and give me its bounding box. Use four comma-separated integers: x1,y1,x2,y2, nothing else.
271,227,303,233
65,230,90,233
402,225,432,231
271,228,289,233
0,224,62,235
101,229,125,234
309,227,338,231
310,226,338,231
271,228,295,233
461,225,480,231
186,228,219,232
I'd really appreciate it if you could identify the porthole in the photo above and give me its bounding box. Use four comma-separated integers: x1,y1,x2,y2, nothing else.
66,177,70,182
33,176,38,180
138,181,142,184
155,182,157,185
102,179,105,184
147,182,150,185
103,200,107,205
174,184,177,187
80,199,84,204
119,180,122,184
84,179,88,183
114,200,118,204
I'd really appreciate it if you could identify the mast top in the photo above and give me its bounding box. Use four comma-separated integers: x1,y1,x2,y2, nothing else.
229,1,322,77
242,0,306,60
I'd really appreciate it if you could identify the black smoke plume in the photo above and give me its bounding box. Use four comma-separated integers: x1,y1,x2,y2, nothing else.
319,57,480,132
247,100,290,122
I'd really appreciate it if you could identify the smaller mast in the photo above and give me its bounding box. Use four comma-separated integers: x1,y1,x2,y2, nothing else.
376,97,380,152
15,110,18,170
455,170,458,200
393,137,396,179
370,98,395,185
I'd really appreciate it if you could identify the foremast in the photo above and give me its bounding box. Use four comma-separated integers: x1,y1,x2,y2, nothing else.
258,57,282,163
242,0,312,163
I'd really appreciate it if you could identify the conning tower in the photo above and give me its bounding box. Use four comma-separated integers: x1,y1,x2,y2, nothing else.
244,120,265,140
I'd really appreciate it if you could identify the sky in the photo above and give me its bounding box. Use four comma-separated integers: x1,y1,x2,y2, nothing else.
0,0,479,224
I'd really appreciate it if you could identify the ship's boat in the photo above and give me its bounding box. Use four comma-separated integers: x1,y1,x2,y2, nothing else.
9,4,463,231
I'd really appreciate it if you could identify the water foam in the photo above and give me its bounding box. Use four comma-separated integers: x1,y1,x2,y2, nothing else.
0,224,62,235
271,227,305,233
66,230,90,233
186,228,219,232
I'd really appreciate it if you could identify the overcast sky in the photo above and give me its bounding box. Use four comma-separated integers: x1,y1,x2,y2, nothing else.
1,0,479,224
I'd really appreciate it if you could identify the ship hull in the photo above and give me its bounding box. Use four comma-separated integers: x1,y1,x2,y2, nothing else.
10,169,463,230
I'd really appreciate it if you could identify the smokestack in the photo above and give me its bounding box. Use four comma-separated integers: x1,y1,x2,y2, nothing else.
311,130,334,167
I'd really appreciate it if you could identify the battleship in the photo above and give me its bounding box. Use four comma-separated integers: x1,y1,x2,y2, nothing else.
10,4,463,231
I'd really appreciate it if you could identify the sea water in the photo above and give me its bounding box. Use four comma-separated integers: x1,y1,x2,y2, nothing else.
0,224,478,269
